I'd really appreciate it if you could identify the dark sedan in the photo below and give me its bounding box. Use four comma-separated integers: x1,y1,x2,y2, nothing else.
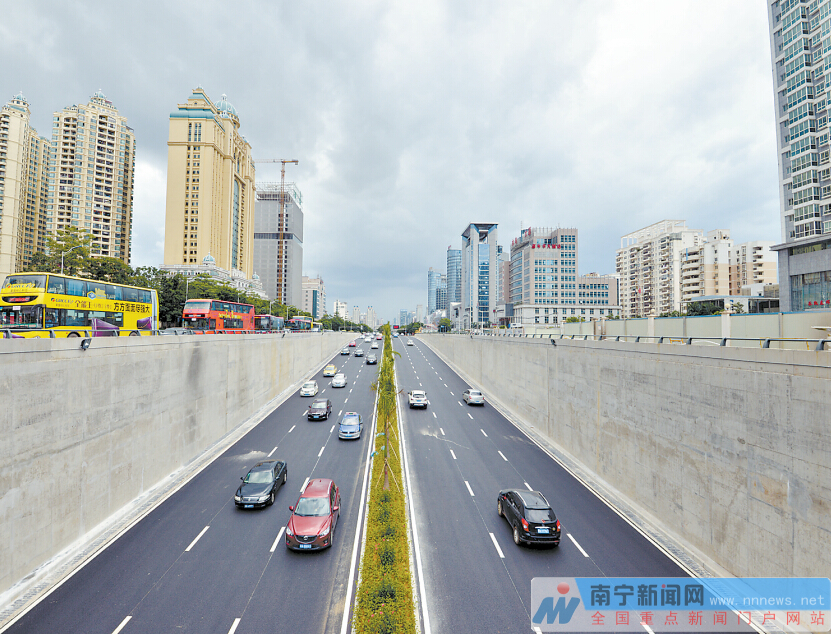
497,489,561,547
235,460,288,509
308,398,332,420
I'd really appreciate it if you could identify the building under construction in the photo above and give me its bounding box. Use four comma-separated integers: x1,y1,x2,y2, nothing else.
252,181,303,306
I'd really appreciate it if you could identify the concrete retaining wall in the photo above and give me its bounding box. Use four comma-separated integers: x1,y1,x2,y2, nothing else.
421,334,831,578
0,332,351,595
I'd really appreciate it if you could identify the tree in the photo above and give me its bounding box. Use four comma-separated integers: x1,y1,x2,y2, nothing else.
687,301,721,316
36,228,94,275
439,318,452,332
732,301,745,314
565,316,584,323
86,257,134,284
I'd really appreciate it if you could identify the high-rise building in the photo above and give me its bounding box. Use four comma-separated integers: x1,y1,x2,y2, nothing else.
436,274,447,311
427,267,441,314
767,2,830,311
253,182,303,305
163,87,255,275
0,93,49,279
509,226,620,326
399,309,412,327
461,223,499,327
415,304,424,323
333,300,348,320
446,246,461,304
617,220,704,318
366,306,377,329
352,306,360,324
680,230,734,303
729,240,777,294
301,275,325,320
49,91,136,262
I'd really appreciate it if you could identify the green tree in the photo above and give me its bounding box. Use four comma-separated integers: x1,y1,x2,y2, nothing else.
37,228,94,275
439,318,452,332
732,301,745,314
86,257,134,284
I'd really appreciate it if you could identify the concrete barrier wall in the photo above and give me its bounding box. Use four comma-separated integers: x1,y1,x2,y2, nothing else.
421,334,831,578
0,332,351,595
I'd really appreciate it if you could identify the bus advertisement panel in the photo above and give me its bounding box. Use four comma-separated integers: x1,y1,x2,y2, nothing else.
183,299,254,333
0,272,158,338
288,317,312,331
254,314,285,331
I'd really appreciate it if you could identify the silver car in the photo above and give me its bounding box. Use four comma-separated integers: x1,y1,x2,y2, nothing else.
332,373,348,388
462,389,485,405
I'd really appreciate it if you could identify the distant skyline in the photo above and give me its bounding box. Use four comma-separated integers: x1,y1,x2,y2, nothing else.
3,1,778,323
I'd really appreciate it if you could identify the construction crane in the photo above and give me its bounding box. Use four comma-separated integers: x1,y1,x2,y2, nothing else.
254,159,298,306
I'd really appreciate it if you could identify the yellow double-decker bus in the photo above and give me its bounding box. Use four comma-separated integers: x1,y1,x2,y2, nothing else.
1,272,158,338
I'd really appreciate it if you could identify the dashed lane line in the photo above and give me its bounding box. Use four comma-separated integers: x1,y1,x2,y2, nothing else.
300,476,310,493
439,427,444,435
270,526,286,553
567,533,589,557
450,449,457,460
185,526,209,552
489,532,505,559
111,616,131,634
288,425,296,433
480,429,488,437
268,446,278,458
498,451,508,461
464,480,475,496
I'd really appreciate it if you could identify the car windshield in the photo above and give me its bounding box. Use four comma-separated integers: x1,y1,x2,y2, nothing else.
341,416,360,427
412,392,425,398
311,400,327,409
470,391,482,397
526,508,555,523
303,383,315,389
244,470,273,484
294,496,330,516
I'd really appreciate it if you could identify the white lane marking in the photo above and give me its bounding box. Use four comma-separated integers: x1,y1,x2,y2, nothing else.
468,413,473,420
339,410,343,416
321,389,326,393
228,618,241,634
489,532,505,559
568,533,589,557
450,449,457,460
533,628,543,634
318,446,325,457
498,451,508,461
330,424,336,433
439,377,442,381
450,391,454,396
419,383,422,387
458,401,463,407
480,429,488,437
641,623,656,634
300,476,310,493
433,412,437,419
270,526,286,552
349,388,353,393
525,482,533,491
185,525,209,552
439,427,444,435
344,398,348,403
301,410,307,417
464,480,475,496
289,425,296,433
444,383,447,387
112,616,131,634
268,446,278,457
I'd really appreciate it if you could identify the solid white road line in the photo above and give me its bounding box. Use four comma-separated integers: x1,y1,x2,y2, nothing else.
111,616,131,634
468,413,473,420
464,480,475,496
450,449,457,460
524,482,533,491
330,425,336,433
289,425,296,433
489,532,505,559
270,526,286,553
480,429,488,437
567,533,589,557
228,618,241,634
439,427,444,435
300,476,310,493
185,526,209,552
498,451,508,461
318,446,325,457
268,446,278,457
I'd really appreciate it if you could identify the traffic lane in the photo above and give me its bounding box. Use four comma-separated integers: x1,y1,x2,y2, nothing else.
6,374,370,633
400,410,529,633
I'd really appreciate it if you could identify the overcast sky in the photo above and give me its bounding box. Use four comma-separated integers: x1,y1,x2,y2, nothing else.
3,1,778,323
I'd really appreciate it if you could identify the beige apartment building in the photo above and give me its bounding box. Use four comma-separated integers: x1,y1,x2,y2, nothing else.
49,91,136,262
729,241,777,295
163,87,255,277
300,275,325,320
0,93,49,280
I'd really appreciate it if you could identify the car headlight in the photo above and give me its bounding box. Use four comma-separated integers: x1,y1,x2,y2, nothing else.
234,495,241,502
286,526,293,536
258,495,270,502
319,525,330,537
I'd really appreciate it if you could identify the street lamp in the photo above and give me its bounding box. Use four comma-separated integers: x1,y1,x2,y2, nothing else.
60,244,85,275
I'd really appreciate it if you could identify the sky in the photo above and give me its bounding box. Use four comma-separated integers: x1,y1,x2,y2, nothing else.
3,1,779,324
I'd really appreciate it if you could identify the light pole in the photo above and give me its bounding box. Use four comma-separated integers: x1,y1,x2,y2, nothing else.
60,244,85,275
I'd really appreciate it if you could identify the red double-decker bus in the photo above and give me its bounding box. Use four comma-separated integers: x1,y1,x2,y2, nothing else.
182,299,255,333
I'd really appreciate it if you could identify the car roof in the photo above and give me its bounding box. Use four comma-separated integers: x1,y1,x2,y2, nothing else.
251,460,277,471
304,380,316,385
302,478,334,497
343,411,359,417
411,390,425,395
515,490,549,508
311,399,329,405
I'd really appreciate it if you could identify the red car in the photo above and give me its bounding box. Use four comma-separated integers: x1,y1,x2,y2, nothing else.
286,479,340,551
348,341,357,347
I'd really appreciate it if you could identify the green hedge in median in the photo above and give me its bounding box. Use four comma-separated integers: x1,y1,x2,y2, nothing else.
353,325,416,634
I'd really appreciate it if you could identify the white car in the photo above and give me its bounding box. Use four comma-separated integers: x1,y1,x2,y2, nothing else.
300,381,319,397
462,389,485,405
332,373,348,388
407,339,414,346
408,390,427,409
371,342,379,349
354,348,364,357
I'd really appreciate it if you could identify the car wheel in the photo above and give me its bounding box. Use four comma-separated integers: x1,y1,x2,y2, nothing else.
497,500,503,517
268,490,275,506
513,524,521,546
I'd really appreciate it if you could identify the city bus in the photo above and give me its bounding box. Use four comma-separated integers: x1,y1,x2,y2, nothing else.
287,316,312,331
182,299,254,333
0,272,158,338
254,314,285,331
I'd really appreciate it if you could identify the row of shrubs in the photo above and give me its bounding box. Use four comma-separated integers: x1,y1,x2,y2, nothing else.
353,325,416,634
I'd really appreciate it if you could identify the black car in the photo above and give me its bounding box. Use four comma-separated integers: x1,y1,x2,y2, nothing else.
308,398,332,420
235,460,288,509
497,489,561,547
